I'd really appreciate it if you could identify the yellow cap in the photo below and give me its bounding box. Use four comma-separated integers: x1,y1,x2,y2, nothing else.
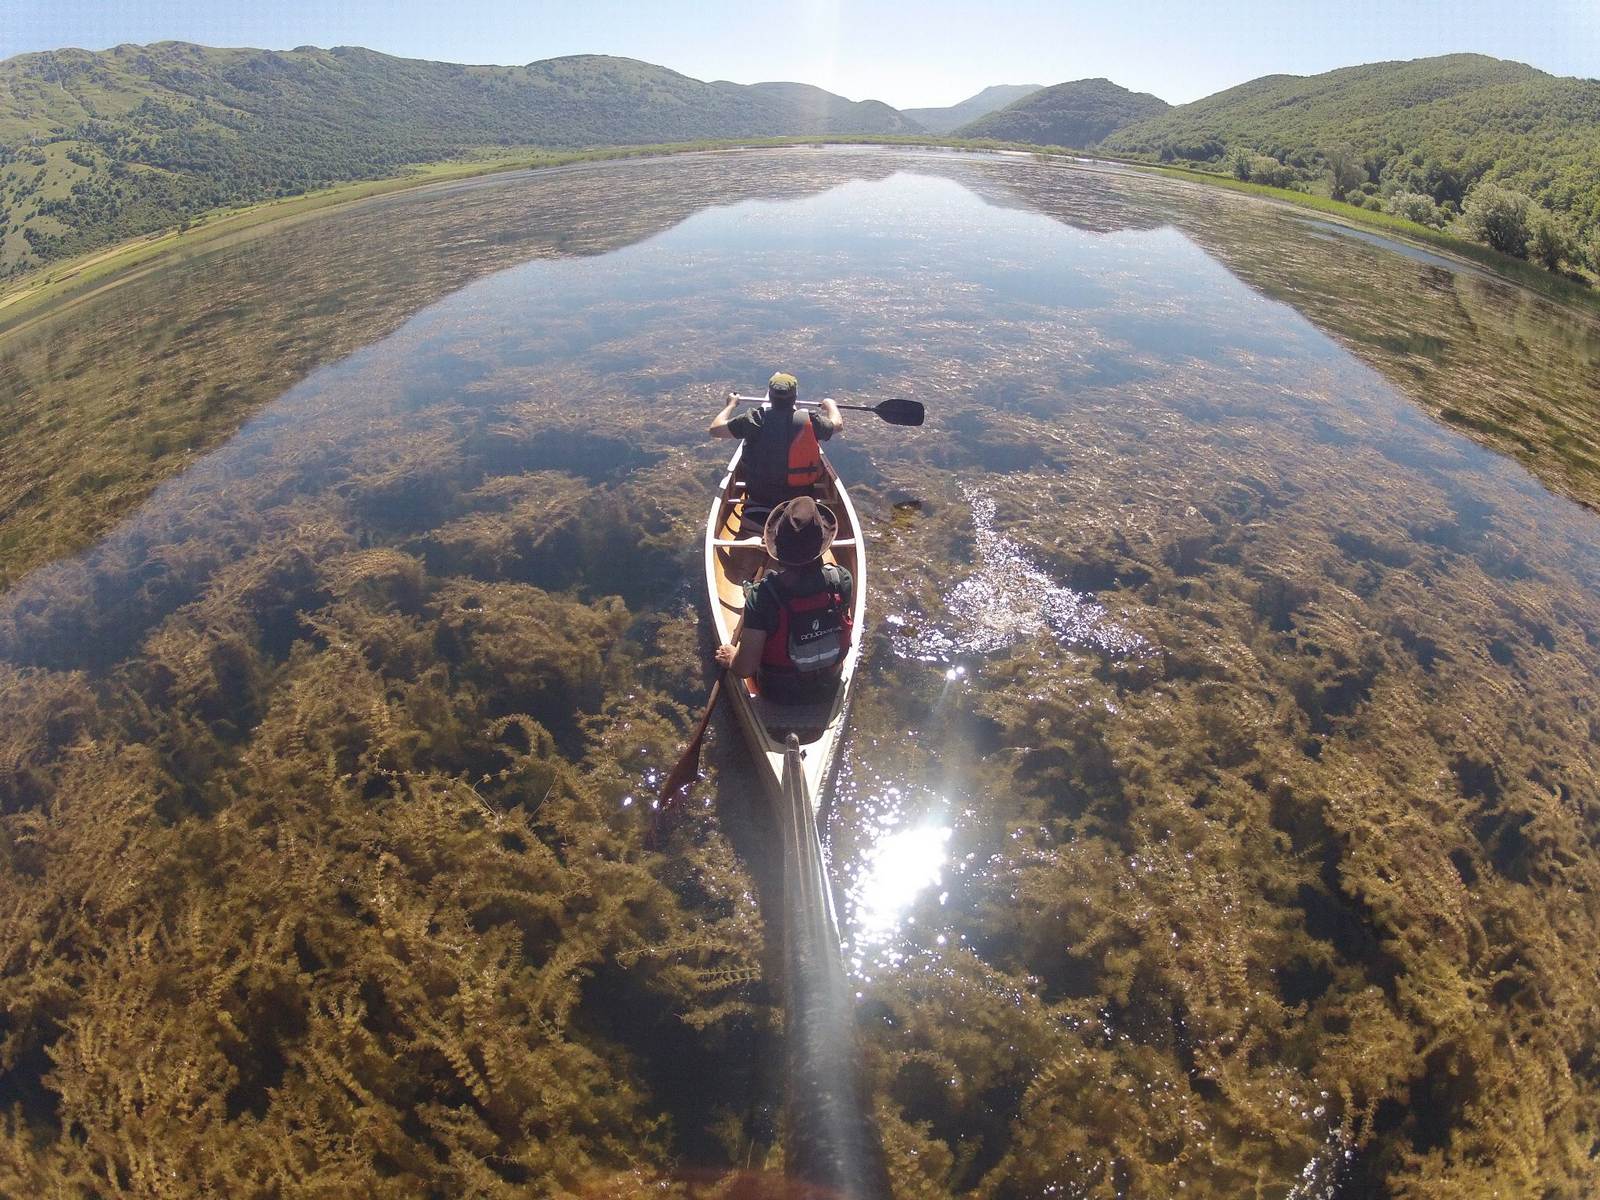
768,372,798,397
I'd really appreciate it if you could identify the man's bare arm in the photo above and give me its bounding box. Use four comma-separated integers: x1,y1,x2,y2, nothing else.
714,629,767,676
709,392,740,439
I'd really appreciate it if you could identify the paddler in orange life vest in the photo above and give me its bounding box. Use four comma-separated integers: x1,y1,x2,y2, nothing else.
714,496,854,705
708,371,843,514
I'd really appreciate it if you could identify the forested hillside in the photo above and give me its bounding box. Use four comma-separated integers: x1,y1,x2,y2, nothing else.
904,84,1041,135
1100,54,1600,263
0,42,919,276
957,79,1169,148
734,81,920,135
9,42,1600,285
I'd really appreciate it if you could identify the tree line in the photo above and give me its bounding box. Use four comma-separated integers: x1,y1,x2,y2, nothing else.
1101,54,1600,279
1223,145,1596,274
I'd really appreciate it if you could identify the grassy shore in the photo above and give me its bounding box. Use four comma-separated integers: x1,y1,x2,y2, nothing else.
0,141,770,334
1119,160,1600,310
3,134,1595,337
920,136,1600,311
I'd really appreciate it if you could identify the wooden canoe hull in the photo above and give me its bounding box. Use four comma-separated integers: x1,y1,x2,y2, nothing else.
704,447,891,1197
703,445,867,813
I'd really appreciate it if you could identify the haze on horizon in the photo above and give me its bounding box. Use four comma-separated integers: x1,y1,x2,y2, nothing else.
4,0,1598,110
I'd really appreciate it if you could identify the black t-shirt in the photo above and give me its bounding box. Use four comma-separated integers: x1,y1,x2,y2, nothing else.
727,404,836,507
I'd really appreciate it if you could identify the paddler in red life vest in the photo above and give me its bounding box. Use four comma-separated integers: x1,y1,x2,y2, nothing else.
714,496,855,705
708,371,844,514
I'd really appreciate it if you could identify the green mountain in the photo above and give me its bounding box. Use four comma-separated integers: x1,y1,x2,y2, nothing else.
957,78,1169,147
0,42,915,276
734,81,922,135
1100,54,1600,235
904,84,1042,135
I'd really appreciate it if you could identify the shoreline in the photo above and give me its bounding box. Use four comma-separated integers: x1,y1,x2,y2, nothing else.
2,136,1594,336
0,142,752,336
1,138,1596,600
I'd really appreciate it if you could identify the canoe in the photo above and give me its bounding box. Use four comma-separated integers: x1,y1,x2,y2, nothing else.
705,446,890,1197
704,444,867,813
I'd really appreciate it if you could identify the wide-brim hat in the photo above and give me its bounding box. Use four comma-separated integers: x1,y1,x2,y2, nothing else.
763,496,838,566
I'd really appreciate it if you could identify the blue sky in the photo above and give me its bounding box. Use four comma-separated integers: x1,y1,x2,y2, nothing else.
4,0,1596,107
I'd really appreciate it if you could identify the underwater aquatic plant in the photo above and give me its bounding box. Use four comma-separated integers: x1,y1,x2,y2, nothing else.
0,419,774,1195
4,150,1600,1197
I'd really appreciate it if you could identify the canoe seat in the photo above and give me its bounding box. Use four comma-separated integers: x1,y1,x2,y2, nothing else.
712,537,857,549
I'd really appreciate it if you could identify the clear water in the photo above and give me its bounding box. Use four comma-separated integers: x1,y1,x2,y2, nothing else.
2,149,1598,1198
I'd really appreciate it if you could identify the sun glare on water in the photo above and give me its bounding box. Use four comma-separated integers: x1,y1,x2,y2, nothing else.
846,821,952,973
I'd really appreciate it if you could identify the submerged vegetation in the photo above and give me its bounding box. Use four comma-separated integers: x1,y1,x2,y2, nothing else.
3,148,1598,602
0,152,906,589
0,472,776,1196
2,150,1599,1195
844,407,1600,1198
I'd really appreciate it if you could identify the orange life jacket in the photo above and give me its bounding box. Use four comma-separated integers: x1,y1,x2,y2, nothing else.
786,418,823,491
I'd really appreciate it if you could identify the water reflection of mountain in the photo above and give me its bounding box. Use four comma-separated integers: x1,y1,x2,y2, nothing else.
0,151,904,588
1176,211,1600,505
947,161,1172,236
6,144,1600,596
968,159,1600,513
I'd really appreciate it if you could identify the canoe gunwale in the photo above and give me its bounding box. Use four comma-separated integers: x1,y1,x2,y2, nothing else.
703,444,866,811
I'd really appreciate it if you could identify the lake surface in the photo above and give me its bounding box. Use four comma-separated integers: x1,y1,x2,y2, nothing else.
2,148,1598,1198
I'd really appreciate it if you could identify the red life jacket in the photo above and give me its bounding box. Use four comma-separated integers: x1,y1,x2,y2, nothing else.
786,418,823,491
759,566,852,677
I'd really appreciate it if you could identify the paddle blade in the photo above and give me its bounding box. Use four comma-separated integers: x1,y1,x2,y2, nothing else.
656,732,707,813
648,675,723,846
649,739,704,849
874,398,924,426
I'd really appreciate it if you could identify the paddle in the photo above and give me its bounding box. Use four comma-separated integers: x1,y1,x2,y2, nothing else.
649,671,724,846
732,394,925,427
820,397,924,426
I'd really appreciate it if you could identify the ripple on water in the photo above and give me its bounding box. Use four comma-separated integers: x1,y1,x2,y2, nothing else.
887,488,1151,663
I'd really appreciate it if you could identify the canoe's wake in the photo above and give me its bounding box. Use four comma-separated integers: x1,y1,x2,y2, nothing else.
887,488,1151,663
